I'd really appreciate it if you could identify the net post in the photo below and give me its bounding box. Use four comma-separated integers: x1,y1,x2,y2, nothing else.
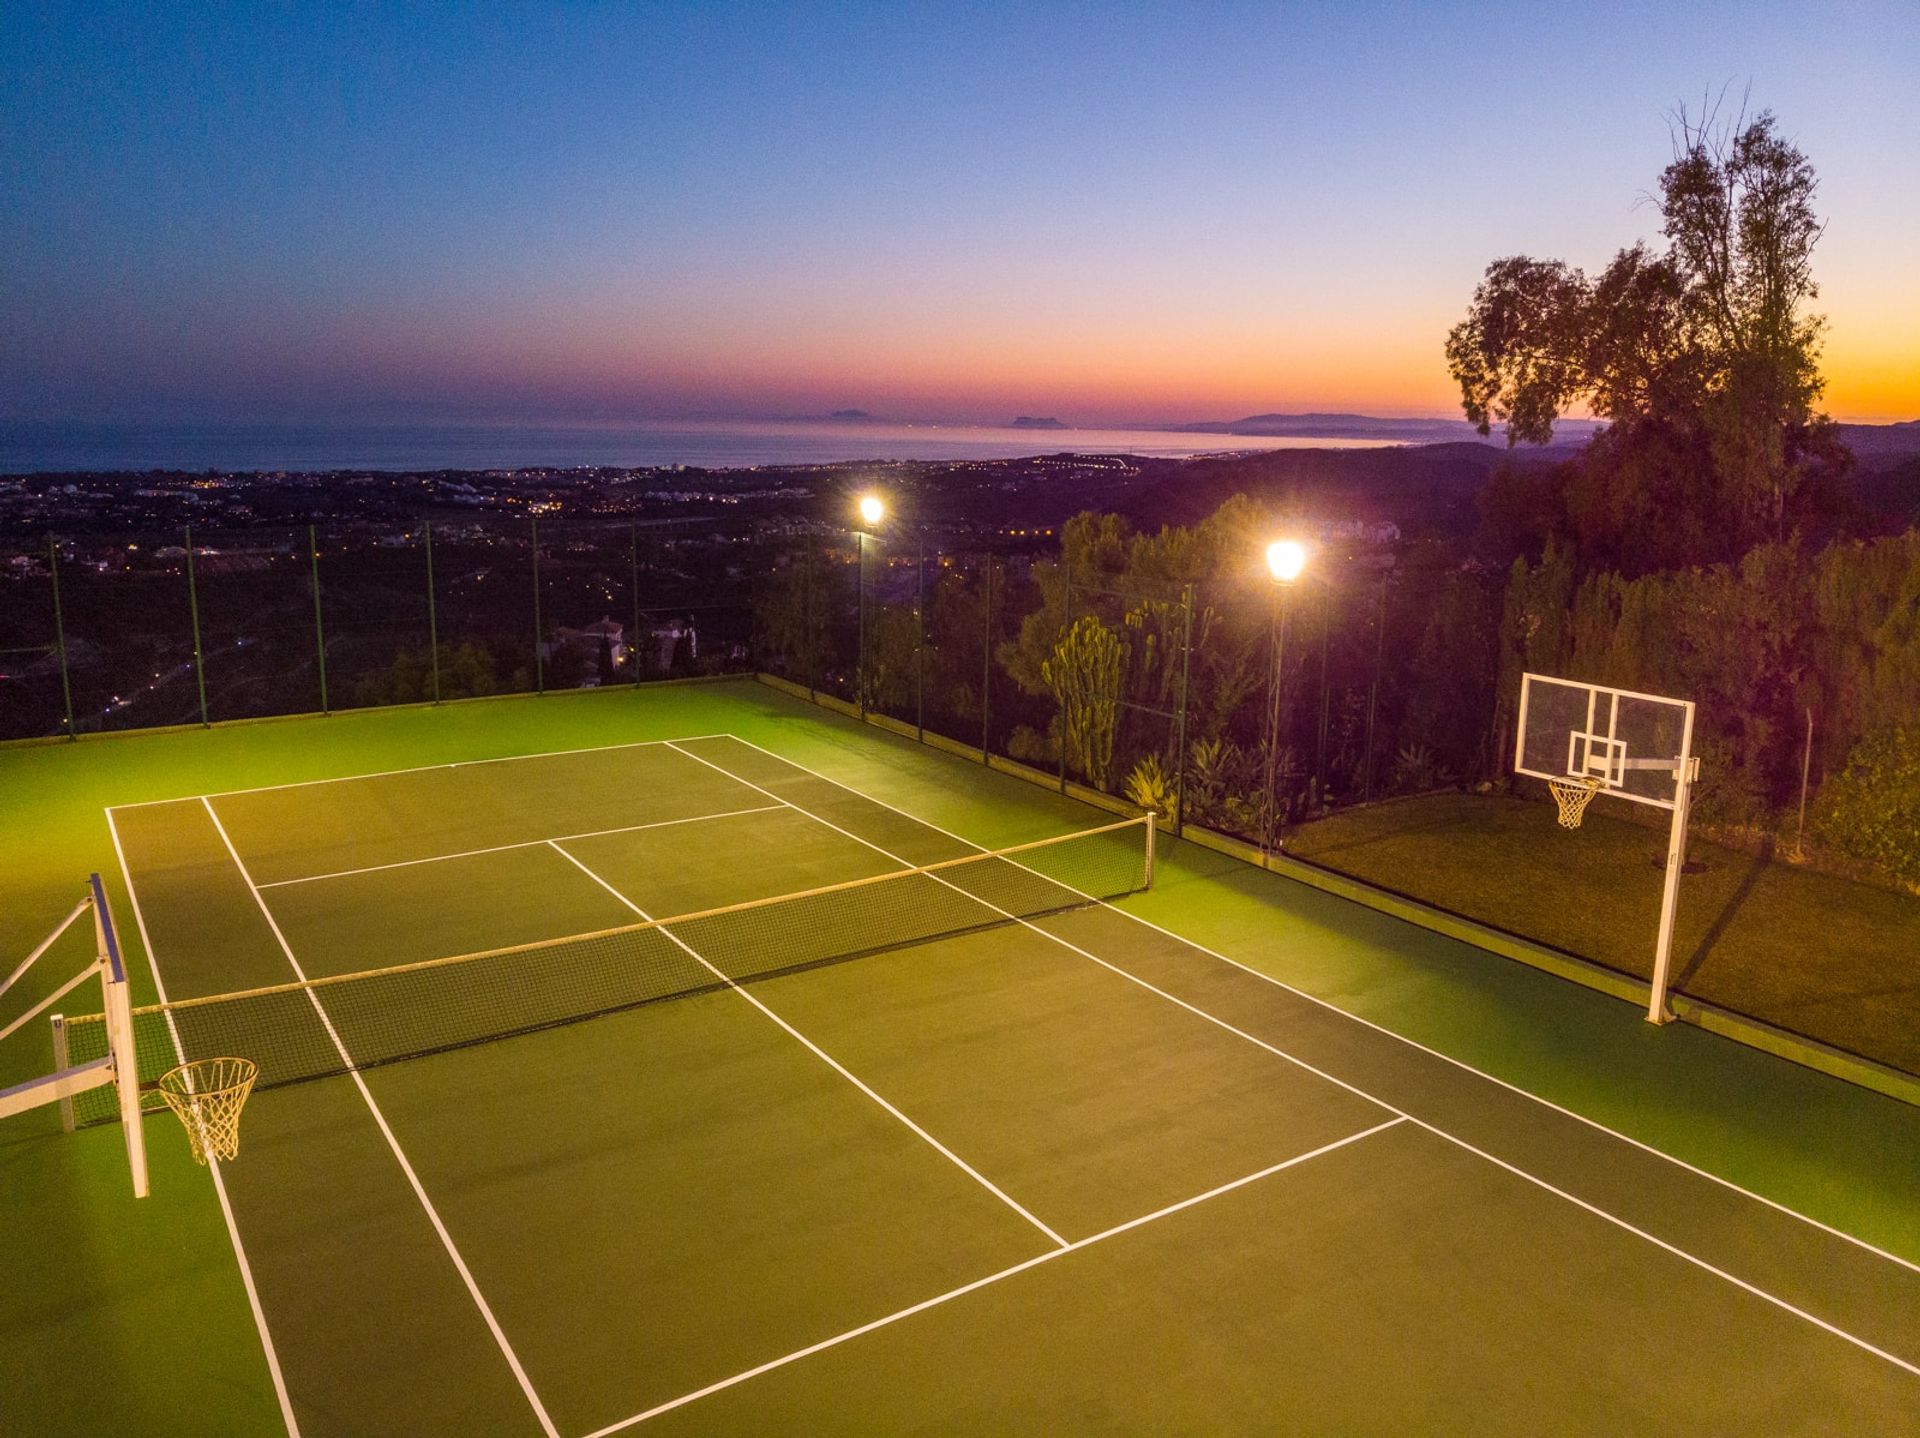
49,1014,74,1133
1144,811,1157,890
90,877,148,1197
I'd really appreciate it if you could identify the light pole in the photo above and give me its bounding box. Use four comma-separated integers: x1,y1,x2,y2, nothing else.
1262,539,1307,855
856,493,885,714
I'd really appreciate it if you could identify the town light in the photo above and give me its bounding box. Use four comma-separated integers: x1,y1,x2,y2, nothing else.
1266,539,1307,585
858,493,885,528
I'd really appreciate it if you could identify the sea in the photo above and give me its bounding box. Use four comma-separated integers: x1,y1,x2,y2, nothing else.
0,419,1400,474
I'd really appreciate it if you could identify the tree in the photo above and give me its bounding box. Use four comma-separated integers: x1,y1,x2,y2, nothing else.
1042,615,1126,789
1447,103,1845,571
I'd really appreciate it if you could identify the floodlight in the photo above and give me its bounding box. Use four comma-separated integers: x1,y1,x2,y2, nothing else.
858,494,885,527
1266,539,1307,584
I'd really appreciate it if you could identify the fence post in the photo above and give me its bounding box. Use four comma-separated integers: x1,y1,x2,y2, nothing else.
425,522,441,704
184,525,209,726
981,555,993,763
46,536,75,740
915,530,926,740
309,525,329,714
630,523,643,686
1316,587,1332,798
805,529,817,700
530,516,544,694
1058,570,1072,794
1364,575,1387,800
1173,583,1194,837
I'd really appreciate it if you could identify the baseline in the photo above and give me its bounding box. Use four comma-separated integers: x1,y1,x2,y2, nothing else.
584,1116,1407,1436
110,732,737,810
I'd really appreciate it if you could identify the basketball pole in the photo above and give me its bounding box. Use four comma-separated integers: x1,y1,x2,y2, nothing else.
1645,755,1700,1024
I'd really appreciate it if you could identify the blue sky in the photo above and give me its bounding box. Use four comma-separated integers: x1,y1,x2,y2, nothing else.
4,2,1915,425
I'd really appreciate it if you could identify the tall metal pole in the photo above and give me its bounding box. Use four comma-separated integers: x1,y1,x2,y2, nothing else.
47,537,75,740
1316,588,1332,798
1262,580,1290,855
1173,583,1195,837
1364,575,1387,800
981,556,993,762
630,522,643,686
530,516,544,694
184,525,209,727
915,529,926,740
425,522,441,704
804,529,817,699
309,525,329,714
857,529,869,717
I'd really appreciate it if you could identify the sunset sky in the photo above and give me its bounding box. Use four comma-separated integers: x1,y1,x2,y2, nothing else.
4,2,1916,428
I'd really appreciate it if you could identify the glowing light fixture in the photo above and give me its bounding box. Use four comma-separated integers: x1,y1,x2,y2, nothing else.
858,494,885,528
1266,539,1307,584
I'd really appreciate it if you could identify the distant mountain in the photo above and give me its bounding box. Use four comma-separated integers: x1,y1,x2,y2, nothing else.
1836,420,1920,467
1010,416,1067,430
1120,441,1544,539
1158,411,1601,446
828,409,881,422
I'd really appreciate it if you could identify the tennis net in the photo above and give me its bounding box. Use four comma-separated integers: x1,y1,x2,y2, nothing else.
64,815,1150,1120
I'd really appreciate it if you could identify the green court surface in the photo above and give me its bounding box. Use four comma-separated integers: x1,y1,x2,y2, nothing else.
4,679,1919,1434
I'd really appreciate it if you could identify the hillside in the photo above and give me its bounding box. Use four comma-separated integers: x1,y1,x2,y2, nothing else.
1120,442,1534,537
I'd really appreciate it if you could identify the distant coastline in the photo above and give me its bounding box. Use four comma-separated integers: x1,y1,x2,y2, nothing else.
0,418,1406,476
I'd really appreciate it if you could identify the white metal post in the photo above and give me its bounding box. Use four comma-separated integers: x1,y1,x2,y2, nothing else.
50,1013,74,1132
91,876,149,1197
1645,755,1698,1024
1144,810,1157,889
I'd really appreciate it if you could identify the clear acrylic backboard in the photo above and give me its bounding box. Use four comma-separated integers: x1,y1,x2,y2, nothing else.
1515,673,1695,811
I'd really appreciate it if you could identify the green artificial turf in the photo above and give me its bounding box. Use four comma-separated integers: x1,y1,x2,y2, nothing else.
3,680,1917,1435
1284,790,1920,1074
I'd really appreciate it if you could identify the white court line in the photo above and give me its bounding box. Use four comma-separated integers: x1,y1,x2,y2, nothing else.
544,838,1069,1249
110,731,737,809
583,1116,1408,1436
714,732,1920,1280
200,797,562,1438
107,812,304,1438
256,804,784,889
671,737,1920,1382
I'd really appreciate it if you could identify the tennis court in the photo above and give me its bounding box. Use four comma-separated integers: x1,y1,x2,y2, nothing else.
68,729,1920,1432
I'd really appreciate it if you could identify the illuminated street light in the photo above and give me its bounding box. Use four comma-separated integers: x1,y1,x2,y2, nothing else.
1262,538,1308,854
855,493,886,715
1266,538,1307,585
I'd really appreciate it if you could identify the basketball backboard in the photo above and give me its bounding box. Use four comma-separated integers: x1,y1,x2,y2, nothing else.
1515,673,1695,811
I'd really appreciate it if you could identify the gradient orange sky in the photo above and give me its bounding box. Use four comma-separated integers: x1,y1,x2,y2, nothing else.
5,5,1916,427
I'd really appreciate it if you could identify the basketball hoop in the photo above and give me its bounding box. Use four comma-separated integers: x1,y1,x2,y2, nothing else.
1546,775,1604,829
156,1057,257,1165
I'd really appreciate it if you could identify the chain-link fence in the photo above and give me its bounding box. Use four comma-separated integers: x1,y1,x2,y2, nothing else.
6,509,1915,1086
